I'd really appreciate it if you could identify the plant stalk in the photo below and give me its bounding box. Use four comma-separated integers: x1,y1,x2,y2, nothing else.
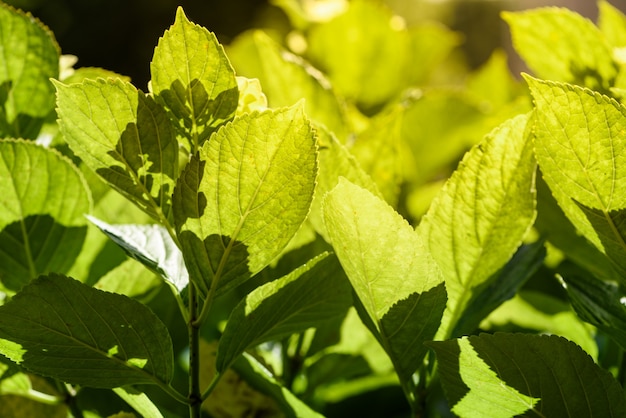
188,281,202,418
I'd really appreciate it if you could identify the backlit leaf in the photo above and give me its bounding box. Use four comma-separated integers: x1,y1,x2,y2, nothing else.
54,78,178,224
323,179,446,384
0,4,59,138
216,252,352,372
150,7,238,151
0,140,90,291
418,114,536,339
173,105,317,297
503,8,617,93
0,274,174,388
527,76,626,281
429,333,626,417
227,30,347,139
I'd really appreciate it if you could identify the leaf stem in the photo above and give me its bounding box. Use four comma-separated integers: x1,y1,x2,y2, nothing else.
22,389,64,405
200,372,221,402
188,281,202,418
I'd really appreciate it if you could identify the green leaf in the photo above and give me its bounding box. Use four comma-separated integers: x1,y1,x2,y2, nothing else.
482,291,598,360
323,179,446,385
54,78,178,224
0,274,174,389
150,7,238,151
562,272,626,351
227,30,347,139
216,252,352,372
503,8,617,93
0,4,59,138
306,0,410,109
0,356,31,396
0,140,91,291
173,105,317,297
452,240,546,337
232,353,324,418
87,216,188,293
113,387,164,418
429,333,626,417
598,0,626,47
418,114,536,339
308,125,380,240
94,259,161,302
527,76,626,280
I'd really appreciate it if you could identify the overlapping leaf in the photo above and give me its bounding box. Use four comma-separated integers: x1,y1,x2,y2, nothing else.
0,140,90,291
429,333,626,417
150,7,238,151
173,105,317,297
216,252,352,372
504,7,617,93
54,78,178,224
527,76,626,280
0,4,59,138
87,215,188,293
323,179,446,384
0,274,174,388
418,114,536,339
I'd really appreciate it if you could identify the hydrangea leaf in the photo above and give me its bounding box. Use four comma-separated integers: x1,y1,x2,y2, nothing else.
173,105,317,297
418,115,536,339
150,7,238,151
429,333,626,417
527,76,626,280
227,30,347,139
54,78,178,225
0,4,59,138
323,179,446,385
0,274,174,389
216,252,352,372
503,7,617,93
0,140,90,291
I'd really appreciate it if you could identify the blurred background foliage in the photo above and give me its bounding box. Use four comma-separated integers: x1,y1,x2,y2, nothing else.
3,0,619,89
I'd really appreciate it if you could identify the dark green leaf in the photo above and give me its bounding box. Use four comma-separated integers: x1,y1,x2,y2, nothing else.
216,252,352,372
429,333,626,417
0,274,174,388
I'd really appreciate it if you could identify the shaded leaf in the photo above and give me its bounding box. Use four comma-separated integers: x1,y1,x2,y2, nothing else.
0,274,174,388
429,333,626,417
0,140,90,291
54,78,178,224
0,4,59,138
232,352,324,418
173,105,317,297
452,240,546,337
563,272,626,351
504,7,617,93
418,114,536,339
150,7,238,151
87,215,188,293
323,179,446,384
216,252,352,372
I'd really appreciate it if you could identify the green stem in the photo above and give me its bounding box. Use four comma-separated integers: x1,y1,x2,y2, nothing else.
188,282,202,418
